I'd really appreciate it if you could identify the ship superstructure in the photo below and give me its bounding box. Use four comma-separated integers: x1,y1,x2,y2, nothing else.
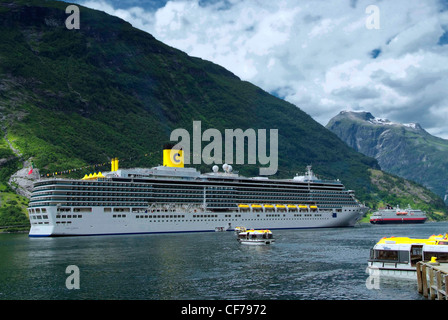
28,149,368,237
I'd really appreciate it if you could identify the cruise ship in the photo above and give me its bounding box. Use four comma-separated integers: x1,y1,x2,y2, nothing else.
28,148,368,237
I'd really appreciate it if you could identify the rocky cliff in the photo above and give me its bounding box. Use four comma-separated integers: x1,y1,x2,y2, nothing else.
327,111,448,205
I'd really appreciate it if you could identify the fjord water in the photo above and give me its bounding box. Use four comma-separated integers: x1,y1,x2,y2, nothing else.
2,222,448,300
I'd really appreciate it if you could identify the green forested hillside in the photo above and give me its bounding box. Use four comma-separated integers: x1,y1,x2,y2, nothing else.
0,137,29,230
0,1,377,185
0,0,446,227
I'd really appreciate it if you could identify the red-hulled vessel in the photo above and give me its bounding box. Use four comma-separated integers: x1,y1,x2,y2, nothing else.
370,205,427,224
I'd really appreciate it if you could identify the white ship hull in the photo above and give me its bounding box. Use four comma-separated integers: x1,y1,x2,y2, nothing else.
367,263,416,280
29,206,365,237
238,240,274,245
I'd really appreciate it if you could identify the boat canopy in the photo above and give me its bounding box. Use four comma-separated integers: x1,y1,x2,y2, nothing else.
373,235,448,251
241,229,272,235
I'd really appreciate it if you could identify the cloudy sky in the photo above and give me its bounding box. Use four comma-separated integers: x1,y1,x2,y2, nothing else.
71,0,448,139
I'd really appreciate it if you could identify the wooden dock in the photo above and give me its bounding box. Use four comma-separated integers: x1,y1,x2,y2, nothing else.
416,261,448,300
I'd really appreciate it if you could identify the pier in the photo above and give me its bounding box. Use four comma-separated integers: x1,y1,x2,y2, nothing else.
416,261,448,300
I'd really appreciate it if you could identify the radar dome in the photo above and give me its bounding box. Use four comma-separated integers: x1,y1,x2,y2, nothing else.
212,165,219,172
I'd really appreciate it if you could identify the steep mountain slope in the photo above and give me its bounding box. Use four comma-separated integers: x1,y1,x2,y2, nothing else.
0,1,378,187
326,111,448,205
0,0,446,225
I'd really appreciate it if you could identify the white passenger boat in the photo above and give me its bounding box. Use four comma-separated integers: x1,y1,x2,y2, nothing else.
367,234,448,279
237,229,275,245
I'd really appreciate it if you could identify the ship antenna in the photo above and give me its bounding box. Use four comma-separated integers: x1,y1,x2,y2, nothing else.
306,165,312,177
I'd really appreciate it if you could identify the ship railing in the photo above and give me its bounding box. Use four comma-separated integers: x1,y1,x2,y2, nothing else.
296,179,342,184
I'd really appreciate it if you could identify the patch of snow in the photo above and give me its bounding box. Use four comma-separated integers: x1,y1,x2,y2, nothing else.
403,123,417,129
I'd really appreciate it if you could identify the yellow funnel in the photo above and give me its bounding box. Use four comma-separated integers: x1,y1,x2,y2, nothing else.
111,157,119,171
163,149,184,168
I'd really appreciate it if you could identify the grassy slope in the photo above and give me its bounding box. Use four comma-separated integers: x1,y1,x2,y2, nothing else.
366,169,446,221
0,137,29,231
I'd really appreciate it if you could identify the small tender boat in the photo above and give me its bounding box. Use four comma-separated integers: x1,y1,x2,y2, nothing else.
237,229,275,245
367,234,448,279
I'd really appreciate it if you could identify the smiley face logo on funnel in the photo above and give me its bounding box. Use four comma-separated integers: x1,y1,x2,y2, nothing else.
163,147,184,168
173,152,181,164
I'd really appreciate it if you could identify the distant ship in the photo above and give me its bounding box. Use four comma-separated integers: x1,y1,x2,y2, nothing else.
370,205,427,224
28,148,368,237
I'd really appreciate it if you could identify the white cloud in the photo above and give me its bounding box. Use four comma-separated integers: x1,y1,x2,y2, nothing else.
77,0,448,139
80,0,155,31
308,18,344,38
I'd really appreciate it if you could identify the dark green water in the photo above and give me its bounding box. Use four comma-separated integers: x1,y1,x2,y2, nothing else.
2,222,448,300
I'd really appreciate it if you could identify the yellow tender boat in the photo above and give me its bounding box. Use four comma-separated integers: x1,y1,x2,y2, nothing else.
367,234,448,279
